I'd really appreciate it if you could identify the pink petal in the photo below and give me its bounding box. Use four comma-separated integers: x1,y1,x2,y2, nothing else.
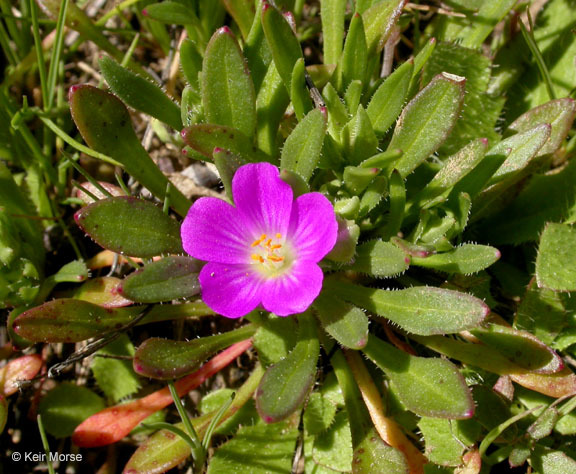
199,262,263,318
261,261,324,316
287,193,338,262
232,163,293,238
181,197,250,264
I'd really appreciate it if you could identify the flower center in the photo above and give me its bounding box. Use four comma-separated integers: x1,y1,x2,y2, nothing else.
250,233,292,275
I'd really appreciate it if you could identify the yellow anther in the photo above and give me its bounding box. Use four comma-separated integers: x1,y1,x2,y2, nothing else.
251,254,265,263
267,255,284,262
276,233,282,239
271,244,282,250
251,234,267,247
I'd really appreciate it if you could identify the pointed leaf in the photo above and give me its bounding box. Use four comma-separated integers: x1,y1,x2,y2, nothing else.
337,13,367,92
470,324,563,374
343,105,379,165
261,2,303,92
326,280,489,335
362,0,405,55
133,325,256,379
367,59,413,135
290,58,314,120
314,293,369,350
13,299,140,343
411,244,500,275
119,256,201,303
389,72,466,177
180,39,202,89
363,337,474,419
221,0,255,39
99,56,182,130
69,85,190,216
536,223,576,292
281,108,326,182
507,98,576,156
143,1,199,24
75,197,183,258
320,0,347,65
213,147,247,199
202,27,256,138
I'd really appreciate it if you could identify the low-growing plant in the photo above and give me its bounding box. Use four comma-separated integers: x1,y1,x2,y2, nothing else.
2,0,576,473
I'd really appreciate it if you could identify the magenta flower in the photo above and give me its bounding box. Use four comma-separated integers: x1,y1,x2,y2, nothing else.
181,162,338,318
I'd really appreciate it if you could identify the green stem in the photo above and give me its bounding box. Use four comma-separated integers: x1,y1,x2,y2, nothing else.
29,0,49,108
37,415,56,474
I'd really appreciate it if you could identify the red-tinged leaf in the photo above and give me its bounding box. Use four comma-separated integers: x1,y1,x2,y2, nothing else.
13,299,140,343
0,354,42,396
455,449,482,474
73,277,133,308
72,340,252,447
510,369,576,399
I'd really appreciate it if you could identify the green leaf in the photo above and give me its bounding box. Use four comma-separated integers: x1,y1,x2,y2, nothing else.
528,406,559,440
180,39,203,90
531,446,576,474
536,223,576,292
256,312,319,423
381,170,405,240
99,56,182,130
91,334,140,403
480,159,576,244
421,42,503,155
69,85,190,216
348,240,409,278
342,105,379,165
353,427,409,474
133,325,257,380
74,197,183,258
388,72,466,177
411,244,500,275
470,324,563,374
320,0,347,65
52,260,90,283
323,81,349,137
409,138,488,210
290,58,314,121
120,256,201,303
13,299,140,343
261,2,303,92
280,108,326,182
313,293,369,350
202,27,256,138
507,98,576,156
213,148,247,200
303,391,337,436
363,337,474,419
253,315,298,366
73,277,131,308
0,396,6,434
367,59,414,135
207,420,299,474
487,124,551,185
181,123,265,162
336,13,367,92
325,280,489,335
343,166,379,195
359,176,388,217
312,410,353,472
362,0,404,55
419,417,478,466
143,1,199,24
39,383,106,438
221,0,256,39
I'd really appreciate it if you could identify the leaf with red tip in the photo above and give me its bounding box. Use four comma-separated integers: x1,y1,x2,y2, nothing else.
133,325,256,379
75,197,183,258
72,340,252,447
73,277,133,308
0,354,43,396
13,299,140,343
69,85,190,216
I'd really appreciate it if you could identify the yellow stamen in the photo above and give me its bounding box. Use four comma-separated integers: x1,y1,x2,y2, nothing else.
251,234,267,247
251,254,265,263
276,233,282,239
267,255,284,262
